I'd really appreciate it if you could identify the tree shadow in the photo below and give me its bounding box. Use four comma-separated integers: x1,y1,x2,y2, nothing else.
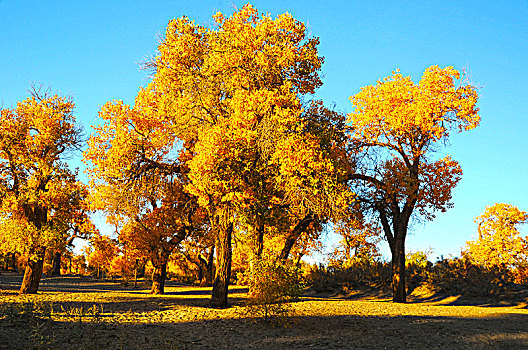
2,273,527,348
2,310,527,349
408,291,528,309
2,273,526,312
0,277,249,313
166,287,248,296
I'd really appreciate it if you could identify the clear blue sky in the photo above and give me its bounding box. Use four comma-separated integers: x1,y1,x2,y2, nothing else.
1,0,527,261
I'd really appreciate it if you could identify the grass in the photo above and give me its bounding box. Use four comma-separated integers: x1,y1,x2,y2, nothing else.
1,273,528,349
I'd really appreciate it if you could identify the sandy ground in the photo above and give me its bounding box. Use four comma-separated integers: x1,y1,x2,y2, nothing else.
1,272,528,349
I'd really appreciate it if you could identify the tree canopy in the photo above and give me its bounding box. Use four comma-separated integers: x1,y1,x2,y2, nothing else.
465,203,528,270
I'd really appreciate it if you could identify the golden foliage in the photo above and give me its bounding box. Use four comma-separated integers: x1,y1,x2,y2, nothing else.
348,65,480,227
86,232,118,276
349,66,480,152
149,3,349,228
83,5,353,290
465,203,528,271
0,90,85,262
246,258,304,322
330,219,382,267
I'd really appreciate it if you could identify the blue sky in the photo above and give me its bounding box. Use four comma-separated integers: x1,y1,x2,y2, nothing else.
1,0,527,261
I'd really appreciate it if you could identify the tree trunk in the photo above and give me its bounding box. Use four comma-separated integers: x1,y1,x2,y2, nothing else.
51,251,61,276
150,261,167,295
205,245,215,286
20,249,45,294
278,214,313,261
255,223,264,260
134,259,138,288
379,204,411,304
10,252,17,271
247,224,264,295
391,236,406,303
211,223,233,308
196,260,204,283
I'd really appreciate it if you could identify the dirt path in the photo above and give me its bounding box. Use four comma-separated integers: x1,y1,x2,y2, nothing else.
1,273,528,349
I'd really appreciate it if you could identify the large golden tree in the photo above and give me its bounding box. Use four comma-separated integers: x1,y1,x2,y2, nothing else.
347,66,480,302
148,4,349,307
0,89,84,294
86,4,351,305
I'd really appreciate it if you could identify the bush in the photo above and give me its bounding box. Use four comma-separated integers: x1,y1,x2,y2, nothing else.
406,251,433,293
306,250,526,299
306,256,392,294
245,259,304,322
429,256,517,297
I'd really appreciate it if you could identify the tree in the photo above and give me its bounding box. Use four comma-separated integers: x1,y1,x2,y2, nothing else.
86,231,117,278
347,66,480,302
273,102,352,262
49,182,94,276
173,229,215,286
330,218,382,266
84,92,205,295
118,190,204,294
465,203,528,271
0,88,84,294
86,4,350,305
148,4,332,307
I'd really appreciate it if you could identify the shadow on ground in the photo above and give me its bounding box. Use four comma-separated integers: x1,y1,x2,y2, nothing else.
1,310,527,349
2,272,528,349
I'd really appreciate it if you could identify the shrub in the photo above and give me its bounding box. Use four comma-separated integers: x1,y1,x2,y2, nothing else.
307,250,526,299
245,258,304,322
406,250,433,293
430,256,517,297
306,256,392,294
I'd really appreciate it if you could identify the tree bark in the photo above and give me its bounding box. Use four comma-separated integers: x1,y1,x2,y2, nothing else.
391,236,406,303
51,251,61,276
255,223,264,260
278,214,313,261
150,261,167,295
378,206,410,303
10,252,17,271
134,259,138,288
196,259,204,283
249,224,265,278
211,223,233,308
20,249,45,294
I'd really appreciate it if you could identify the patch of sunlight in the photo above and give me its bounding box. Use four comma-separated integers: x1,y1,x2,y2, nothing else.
431,295,461,305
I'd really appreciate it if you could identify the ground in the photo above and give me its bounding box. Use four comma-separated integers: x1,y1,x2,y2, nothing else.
1,272,528,349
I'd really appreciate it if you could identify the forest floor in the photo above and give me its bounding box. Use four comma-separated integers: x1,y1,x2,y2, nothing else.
1,272,528,349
